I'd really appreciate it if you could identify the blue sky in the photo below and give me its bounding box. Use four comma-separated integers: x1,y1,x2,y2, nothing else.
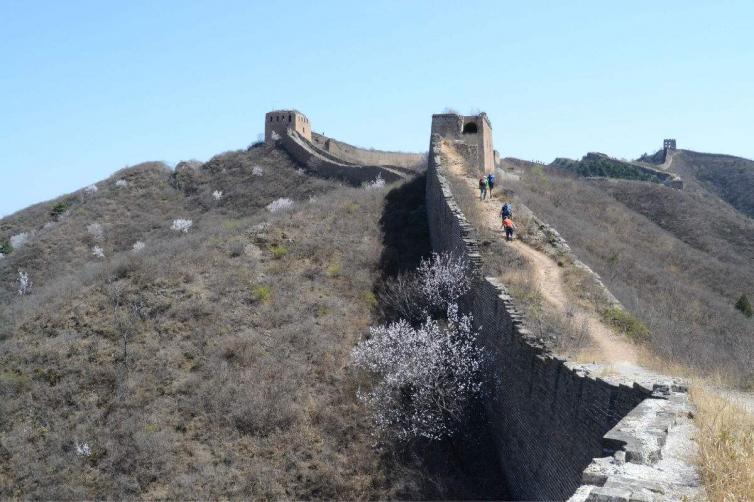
1,0,752,217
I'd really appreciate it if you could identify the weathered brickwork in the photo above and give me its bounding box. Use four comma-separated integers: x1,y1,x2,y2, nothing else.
311,132,424,170
265,110,311,143
431,113,495,175
425,132,698,501
277,128,408,185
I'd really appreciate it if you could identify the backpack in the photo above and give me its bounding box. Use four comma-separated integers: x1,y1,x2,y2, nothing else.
502,203,512,217
479,178,486,189
488,174,495,183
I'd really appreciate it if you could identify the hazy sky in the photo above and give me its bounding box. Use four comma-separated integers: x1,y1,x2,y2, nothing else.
2,1,752,216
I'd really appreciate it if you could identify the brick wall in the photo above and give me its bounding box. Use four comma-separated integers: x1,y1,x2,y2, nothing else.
424,133,690,500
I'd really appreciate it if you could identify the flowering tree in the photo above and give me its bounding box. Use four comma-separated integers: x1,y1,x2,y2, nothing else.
266,198,294,213
84,184,98,194
352,304,484,441
132,241,145,252
381,252,470,323
252,166,264,176
353,252,483,440
17,270,32,296
87,223,104,241
115,179,128,188
171,219,193,233
10,232,29,249
212,190,223,200
92,246,105,258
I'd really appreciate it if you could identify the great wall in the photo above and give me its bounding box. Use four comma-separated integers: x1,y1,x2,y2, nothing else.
266,109,701,501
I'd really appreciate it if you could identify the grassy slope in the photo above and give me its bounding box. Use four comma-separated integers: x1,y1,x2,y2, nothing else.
506,166,754,388
0,147,426,499
670,150,754,218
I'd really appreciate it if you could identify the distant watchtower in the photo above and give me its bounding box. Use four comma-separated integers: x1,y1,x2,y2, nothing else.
431,112,495,174
265,110,312,144
663,138,677,151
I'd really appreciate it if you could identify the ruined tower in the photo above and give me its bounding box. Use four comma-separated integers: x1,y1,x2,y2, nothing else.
265,110,312,143
663,138,677,151
430,112,494,174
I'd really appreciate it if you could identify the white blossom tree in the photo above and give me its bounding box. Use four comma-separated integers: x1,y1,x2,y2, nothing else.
380,252,470,323
352,304,484,441
17,270,32,296
212,190,223,200
171,219,193,233
266,198,294,213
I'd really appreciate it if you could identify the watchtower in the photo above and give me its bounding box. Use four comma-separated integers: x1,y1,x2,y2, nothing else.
431,112,495,174
265,110,312,143
663,138,677,151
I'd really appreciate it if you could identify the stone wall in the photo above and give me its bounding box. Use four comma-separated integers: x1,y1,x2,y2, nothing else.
425,133,697,501
277,129,407,185
310,132,424,170
265,110,311,143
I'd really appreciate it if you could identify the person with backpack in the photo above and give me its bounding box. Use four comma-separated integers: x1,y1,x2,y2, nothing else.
487,173,495,196
501,201,512,219
479,176,488,200
502,216,516,241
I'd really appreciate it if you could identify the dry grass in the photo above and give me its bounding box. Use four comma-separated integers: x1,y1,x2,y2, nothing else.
507,165,754,388
691,384,754,501
0,146,443,499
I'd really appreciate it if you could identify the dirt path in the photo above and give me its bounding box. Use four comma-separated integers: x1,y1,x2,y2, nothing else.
443,143,638,366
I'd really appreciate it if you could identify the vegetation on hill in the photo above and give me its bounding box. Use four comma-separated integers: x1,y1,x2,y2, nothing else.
551,153,661,183
0,146,509,499
506,165,754,388
669,150,754,218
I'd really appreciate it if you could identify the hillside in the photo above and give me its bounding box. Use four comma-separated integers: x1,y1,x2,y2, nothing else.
668,149,754,218
504,163,754,388
0,146,455,499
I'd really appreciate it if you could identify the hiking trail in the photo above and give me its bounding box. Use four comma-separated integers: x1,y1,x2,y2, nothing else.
443,144,639,369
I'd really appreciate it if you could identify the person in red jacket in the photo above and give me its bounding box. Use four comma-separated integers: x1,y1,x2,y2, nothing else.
502,217,516,241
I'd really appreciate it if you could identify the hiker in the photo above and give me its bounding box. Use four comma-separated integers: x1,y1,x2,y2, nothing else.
501,201,512,219
487,173,495,196
502,216,516,241
479,176,488,200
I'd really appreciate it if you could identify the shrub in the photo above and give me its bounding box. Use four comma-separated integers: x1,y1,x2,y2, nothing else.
49,201,71,219
352,304,484,441
326,262,341,277
171,219,193,233
266,198,294,213
87,223,104,241
270,245,288,259
365,174,385,190
17,270,32,296
601,306,650,342
10,232,29,249
735,294,752,318
0,241,11,255
251,285,272,303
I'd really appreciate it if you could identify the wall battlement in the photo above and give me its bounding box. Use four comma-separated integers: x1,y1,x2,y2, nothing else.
431,112,495,175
